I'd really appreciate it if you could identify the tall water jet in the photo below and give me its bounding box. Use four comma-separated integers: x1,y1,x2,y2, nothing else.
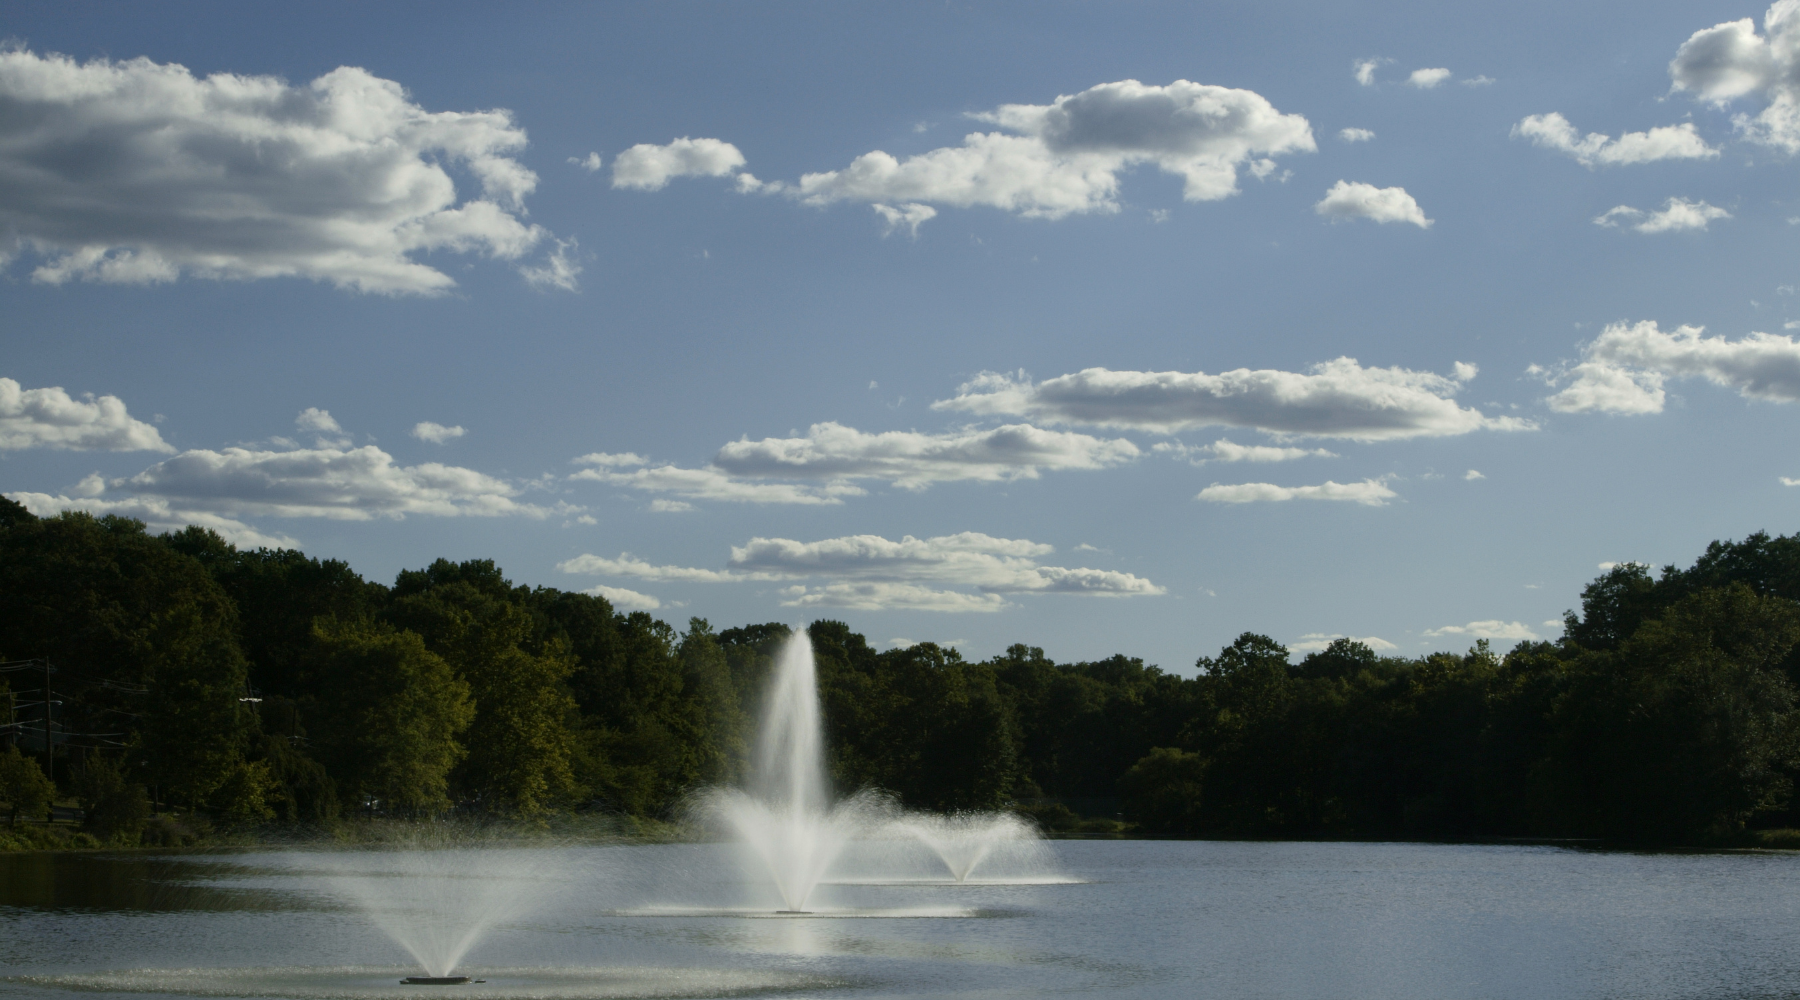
703,632,871,913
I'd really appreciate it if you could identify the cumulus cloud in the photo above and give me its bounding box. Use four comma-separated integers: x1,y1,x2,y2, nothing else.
1542,319,1800,413
411,421,466,443
581,584,661,611
1423,620,1541,641
105,443,570,520
792,78,1314,224
1464,469,1485,480
520,237,582,292
1290,633,1398,653
712,421,1140,489
780,582,1011,613
934,360,1528,441
7,491,297,548
0,47,550,294
1511,112,1719,167
1670,3,1800,151
729,533,1163,596
570,453,862,506
1197,478,1398,506
611,137,749,190
556,552,755,583
1353,58,1390,86
1314,180,1432,227
571,152,604,172
1408,68,1453,89
295,408,342,435
1153,438,1336,464
0,377,170,452
559,531,1163,613
1593,197,1731,233
1339,127,1376,142
872,202,937,237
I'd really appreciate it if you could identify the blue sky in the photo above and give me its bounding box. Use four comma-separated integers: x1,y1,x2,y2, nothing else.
6,0,1800,673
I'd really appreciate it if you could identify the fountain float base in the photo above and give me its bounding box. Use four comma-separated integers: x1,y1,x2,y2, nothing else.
401,978,477,985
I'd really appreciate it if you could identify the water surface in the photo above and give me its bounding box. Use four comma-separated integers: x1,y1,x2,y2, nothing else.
2,840,1796,999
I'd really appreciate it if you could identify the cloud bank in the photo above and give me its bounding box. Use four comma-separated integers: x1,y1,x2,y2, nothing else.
1197,479,1397,506
0,48,557,293
559,531,1164,613
1594,198,1730,233
1543,320,1800,414
1423,620,1541,641
0,377,170,452
1511,112,1718,167
934,360,1528,441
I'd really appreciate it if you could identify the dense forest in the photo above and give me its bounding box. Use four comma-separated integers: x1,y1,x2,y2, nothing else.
5,493,1800,848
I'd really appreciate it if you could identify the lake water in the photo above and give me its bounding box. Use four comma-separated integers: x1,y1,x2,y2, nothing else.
2,840,1798,999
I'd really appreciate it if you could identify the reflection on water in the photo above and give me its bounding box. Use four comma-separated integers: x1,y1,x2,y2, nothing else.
4,841,1800,999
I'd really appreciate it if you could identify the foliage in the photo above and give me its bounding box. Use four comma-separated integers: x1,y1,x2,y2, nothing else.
0,746,56,824
11,506,1800,847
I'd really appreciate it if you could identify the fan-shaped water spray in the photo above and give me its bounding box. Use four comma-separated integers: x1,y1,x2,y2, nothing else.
885,812,1044,882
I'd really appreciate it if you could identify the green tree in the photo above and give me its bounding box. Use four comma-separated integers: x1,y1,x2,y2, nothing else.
309,618,474,814
74,755,151,843
1120,747,1206,837
1546,583,1800,841
0,746,55,823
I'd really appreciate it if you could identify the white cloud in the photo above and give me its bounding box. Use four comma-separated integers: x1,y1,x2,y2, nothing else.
411,421,466,444
557,552,756,583
649,499,694,512
728,532,1163,596
581,584,661,611
1197,478,1397,506
610,137,748,190
1594,197,1731,233
1464,469,1485,480
1423,620,1542,641
1462,76,1496,87
104,443,570,521
571,458,862,505
1153,438,1337,464
1338,127,1376,142
1670,3,1800,151
7,491,297,548
560,531,1163,613
1353,58,1390,86
0,48,547,294
872,202,937,237
781,582,1011,613
1543,320,1800,413
1314,180,1432,228
935,360,1528,441
712,421,1140,489
573,451,648,467
0,377,171,452
794,78,1314,223
520,236,582,292
571,152,604,172
295,408,342,434
1408,68,1453,89
1290,633,1399,653
1511,112,1719,167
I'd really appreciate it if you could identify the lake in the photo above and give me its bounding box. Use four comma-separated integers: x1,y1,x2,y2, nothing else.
2,840,1797,999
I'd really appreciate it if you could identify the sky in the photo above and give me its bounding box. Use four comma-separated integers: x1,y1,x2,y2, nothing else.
5,0,1800,675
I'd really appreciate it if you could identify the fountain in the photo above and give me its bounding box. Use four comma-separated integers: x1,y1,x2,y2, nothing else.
700,632,878,913
317,838,553,981
884,811,1046,882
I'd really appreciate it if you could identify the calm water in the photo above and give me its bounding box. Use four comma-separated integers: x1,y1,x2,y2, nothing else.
2,840,1798,999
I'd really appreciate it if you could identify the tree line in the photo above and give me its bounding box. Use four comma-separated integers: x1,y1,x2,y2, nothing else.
4,494,1800,846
